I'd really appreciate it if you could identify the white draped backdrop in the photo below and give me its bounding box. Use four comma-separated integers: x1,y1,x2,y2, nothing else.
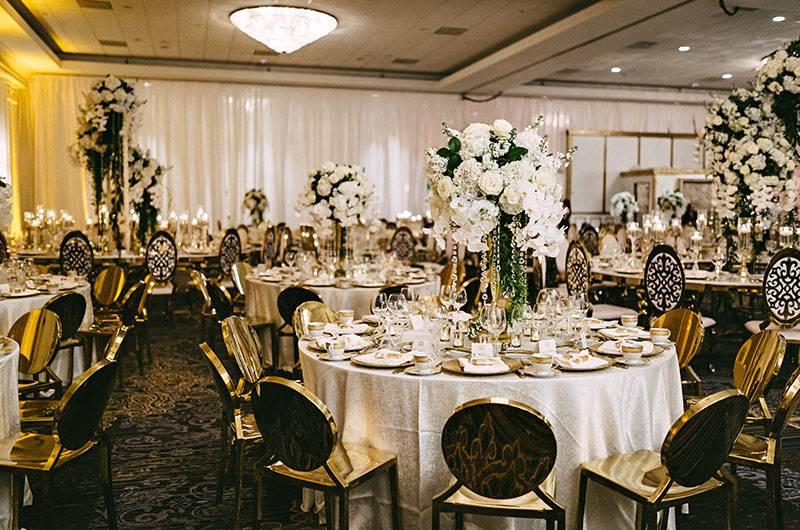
23,74,705,228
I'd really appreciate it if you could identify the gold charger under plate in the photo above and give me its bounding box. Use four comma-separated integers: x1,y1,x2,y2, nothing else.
588,341,665,357
555,355,612,372
306,338,373,353
350,354,413,369
441,357,522,376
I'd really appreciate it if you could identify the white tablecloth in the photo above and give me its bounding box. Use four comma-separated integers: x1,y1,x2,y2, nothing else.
0,283,95,384
0,339,19,530
299,343,684,530
245,278,439,370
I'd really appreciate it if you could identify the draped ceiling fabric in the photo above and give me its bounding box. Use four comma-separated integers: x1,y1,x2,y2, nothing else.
25,74,705,228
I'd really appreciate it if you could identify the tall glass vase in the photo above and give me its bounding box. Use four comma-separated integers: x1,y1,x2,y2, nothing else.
332,222,347,277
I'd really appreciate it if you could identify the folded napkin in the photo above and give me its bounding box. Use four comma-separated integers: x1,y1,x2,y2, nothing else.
315,334,371,351
449,311,472,323
362,314,381,324
458,357,508,374
596,341,654,355
599,327,649,340
324,323,370,335
356,349,412,367
556,351,609,370
584,318,616,330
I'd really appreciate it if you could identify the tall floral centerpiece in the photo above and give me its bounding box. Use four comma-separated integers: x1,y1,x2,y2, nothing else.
426,117,573,321
73,75,142,249
656,190,688,220
610,191,639,225
243,189,269,225
129,147,166,247
296,162,375,263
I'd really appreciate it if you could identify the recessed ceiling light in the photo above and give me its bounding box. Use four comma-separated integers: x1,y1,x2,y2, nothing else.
230,6,337,54
610,66,622,73
678,45,691,52
772,15,786,22
722,73,733,79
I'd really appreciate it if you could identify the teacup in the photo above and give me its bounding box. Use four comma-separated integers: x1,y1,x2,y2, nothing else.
307,322,325,338
337,309,354,325
325,340,346,359
530,353,554,374
413,353,434,373
620,341,644,363
650,327,671,344
621,315,638,328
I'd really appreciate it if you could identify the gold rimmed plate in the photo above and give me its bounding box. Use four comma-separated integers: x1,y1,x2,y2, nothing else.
442,358,522,376
554,355,612,372
351,353,413,369
588,341,664,357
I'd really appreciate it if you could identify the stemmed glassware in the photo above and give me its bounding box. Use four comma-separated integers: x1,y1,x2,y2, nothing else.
712,245,726,280
481,304,507,347
452,288,467,313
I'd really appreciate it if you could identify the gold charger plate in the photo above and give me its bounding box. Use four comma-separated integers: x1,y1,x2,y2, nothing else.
588,342,665,357
351,354,413,369
442,357,522,376
306,338,373,353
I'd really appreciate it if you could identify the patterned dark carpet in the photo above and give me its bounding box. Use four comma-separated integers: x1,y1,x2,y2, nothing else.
18,315,800,529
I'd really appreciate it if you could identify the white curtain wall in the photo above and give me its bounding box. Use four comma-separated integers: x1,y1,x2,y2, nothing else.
24,74,705,228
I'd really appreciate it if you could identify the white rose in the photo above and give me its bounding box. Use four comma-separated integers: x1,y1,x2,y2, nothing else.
740,164,751,175
712,116,723,126
769,81,784,93
491,119,513,139
317,179,332,197
499,185,523,214
478,170,504,196
462,123,491,157
515,129,542,152
787,160,796,171
102,91,114,102
321,161,336,173
436,177,454,199
737,117,749,126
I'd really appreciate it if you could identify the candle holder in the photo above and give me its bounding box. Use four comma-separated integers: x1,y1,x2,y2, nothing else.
780,225,793,249
737,218,752,282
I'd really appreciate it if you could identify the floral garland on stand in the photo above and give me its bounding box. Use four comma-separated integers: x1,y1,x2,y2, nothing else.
610,191,639,225
129,147,166,247
426,117,573,322
243,189,269,225
296,162,375,265
73,75,142,250
656,190,688,219
755,39,800,147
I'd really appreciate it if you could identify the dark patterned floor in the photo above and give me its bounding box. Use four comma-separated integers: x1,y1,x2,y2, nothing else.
18,315,800,529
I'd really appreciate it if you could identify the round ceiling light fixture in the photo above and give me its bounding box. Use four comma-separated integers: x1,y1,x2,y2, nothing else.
610,66,622,73
230,6,338,54
722,73,733,79
678,45,691,52
772,15,786,22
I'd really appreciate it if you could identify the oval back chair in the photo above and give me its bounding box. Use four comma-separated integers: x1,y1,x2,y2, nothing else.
579,224,599,256
762,248,800,328
145,230,178,283
93,265,127,307
231,261,251,298
292,301,336,338
10,308,62,377
207,281,235,322
651,308,704,370
733,330,786,406
390,227,416,262
219,229,242,279
565,240,590,297
261,225,277,266
0,230,8,262
55,359,119,450
644,245,685,316
44,291,86,346
222,315,263,384
60,230,94,277
277,286,321,331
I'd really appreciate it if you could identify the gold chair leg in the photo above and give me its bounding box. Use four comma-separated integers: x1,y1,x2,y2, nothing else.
11,474,22,530
253,465,264,529
324,492,336,530
99,435,118,530
42,473,54,530
144,323,152,365
768,466,783,530
388,465,400,530
557,510,565,530
134,327,145,376
232,441,244,530
454,511,464,530
431,498,440,530
216,419,228,503
546,518,554,530
338,490,349,530
576,472,588,530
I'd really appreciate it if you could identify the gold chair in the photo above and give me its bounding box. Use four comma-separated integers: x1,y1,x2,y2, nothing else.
19,325,130,429
5,359,120,530
652,308,705,397
733,330,786,427
292,301,336,339
727,367,800,529
222,315,265,398
43,291,87,383
231,261,251,299
577,389,748,530
11,309,63,399
92,265,127,323
199,342,262,529
252,376,399,530
432,398,565,529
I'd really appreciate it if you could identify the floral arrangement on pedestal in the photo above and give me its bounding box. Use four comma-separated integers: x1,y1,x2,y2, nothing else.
72,75,142,249
243,189,269,225
426,117,573,320
755,39,800,147
296,162,375,250
610,191,639,224
656,190,688,219
129,147,166,246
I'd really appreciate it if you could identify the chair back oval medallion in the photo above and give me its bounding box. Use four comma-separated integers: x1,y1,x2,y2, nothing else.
262,227,277,265
219,229,241,277
390,227,416,261
145,230,177,282
644,245,685,315
763,248,800,327
60,231,94,277
565,241,590,296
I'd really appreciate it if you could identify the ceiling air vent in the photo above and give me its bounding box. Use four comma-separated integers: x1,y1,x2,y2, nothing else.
392,58,419,65
627,41,657,49
77,0,113,9
98,39,127,47
434,26,467,35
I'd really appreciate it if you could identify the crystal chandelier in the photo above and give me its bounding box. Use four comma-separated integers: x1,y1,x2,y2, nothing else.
229,6,338,54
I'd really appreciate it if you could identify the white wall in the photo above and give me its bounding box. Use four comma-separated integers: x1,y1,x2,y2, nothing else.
24,74,706,228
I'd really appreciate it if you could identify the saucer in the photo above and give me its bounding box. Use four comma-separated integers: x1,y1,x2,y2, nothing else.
404,365,442,376
619,358,647,366
317,352,353,362
528,369,558,378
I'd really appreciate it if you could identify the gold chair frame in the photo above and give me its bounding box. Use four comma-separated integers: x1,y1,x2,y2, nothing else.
92,265,127,322
577,389,748,530
11,308,63,399
292,301,336,339
652,308,705,397
432,397,565,530
252,376,399,530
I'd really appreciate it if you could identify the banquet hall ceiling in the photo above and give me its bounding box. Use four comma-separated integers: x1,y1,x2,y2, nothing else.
1,0,799,95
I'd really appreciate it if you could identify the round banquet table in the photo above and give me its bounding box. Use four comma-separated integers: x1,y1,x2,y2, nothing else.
298,341,684,530
0,339,19,530
245,277,440,370
591,264,762,290
0,283,95,384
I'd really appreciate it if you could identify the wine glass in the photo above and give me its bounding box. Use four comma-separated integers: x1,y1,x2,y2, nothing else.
712,246,727,279
482,304,507,346
439,284,454,312
372,293,388,316
452,288,467,313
